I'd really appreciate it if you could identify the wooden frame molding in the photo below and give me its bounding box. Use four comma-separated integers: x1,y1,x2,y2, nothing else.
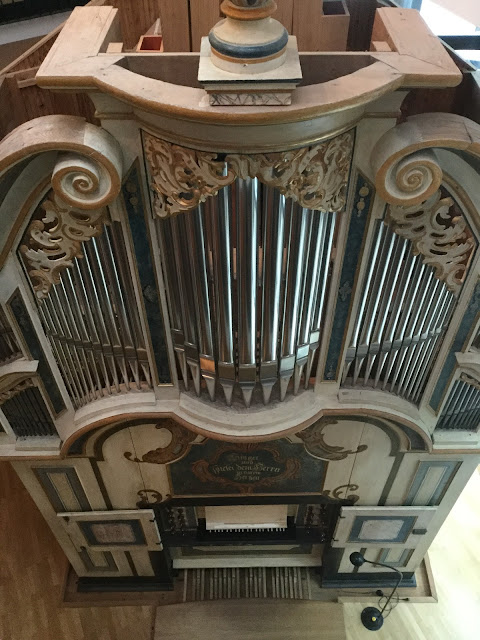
35,7,461,128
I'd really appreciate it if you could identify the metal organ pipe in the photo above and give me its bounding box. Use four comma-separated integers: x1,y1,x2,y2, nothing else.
158,178,337,407
31,221,153,409
343,221,457,404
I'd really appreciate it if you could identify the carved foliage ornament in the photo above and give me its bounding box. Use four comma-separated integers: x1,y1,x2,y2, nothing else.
297,419,368,461
387,190,476,294
124,420,197,465
20,193,106,299
0,378,35,405
143,130,354,217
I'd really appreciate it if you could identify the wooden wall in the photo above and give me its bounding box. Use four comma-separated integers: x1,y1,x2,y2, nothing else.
101,0,357,53
0,71,97,140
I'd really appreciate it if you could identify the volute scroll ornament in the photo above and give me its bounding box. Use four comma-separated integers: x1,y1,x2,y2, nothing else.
51,151,122,211
377,149,443,207
371,112,480,207
0,116,124,211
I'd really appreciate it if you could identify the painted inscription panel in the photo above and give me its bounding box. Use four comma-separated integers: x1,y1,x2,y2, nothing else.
169,441,327,495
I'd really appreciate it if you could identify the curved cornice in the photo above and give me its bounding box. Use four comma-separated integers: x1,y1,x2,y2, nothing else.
38,59,404,127
58,388,434,455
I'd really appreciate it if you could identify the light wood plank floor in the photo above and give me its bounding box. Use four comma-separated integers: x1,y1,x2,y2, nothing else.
0,461,479,639
0,462,154,640
344,467,480,640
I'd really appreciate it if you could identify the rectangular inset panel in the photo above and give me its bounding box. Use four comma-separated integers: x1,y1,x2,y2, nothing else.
78,549,118,573
332,506,436,548
404,461,460,506
350,516,415,544
379,548,413,568
58,509,161,551
34,467,91,513
79,519,146,547
7,290,65,414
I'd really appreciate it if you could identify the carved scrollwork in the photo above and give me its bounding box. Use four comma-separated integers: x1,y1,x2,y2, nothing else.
143,130,354,217
0,378,35,404
20,193,106,299
51,152,120,210
376,149,443,207
321,484,360,504
386,190,476,293
143,134,235,217
297,420,368,461
460,372,480,391
136,489,163,507
371,112,480,207
124,420,196,464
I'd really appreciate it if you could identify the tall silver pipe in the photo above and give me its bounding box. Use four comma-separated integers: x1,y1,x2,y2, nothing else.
185,204,216,400
171,214,201,394
157,218,189,389
373,248,416,387
260,187,286,404
81,244,121,393
72,258,112,396
306,212,336,386
212,181,235,405
381,257,425,391
236,178,258,407
344,221,386,384
280,203,309,400
363,235,406,384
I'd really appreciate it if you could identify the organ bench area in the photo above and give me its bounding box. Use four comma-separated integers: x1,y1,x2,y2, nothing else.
0,1,480,595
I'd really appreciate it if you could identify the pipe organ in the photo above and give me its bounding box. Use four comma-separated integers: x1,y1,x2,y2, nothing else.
0,0,479,598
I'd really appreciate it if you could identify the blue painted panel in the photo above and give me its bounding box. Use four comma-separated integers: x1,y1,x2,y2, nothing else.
430,281,480,412
8,290,65,414
404,461,459,506
378,548,413,568
122,165,171,384
349,515,416,544
34,467,91,512
323,173,375,380
79,519,147,547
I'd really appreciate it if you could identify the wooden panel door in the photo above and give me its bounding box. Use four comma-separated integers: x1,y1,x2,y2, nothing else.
58,509,162,577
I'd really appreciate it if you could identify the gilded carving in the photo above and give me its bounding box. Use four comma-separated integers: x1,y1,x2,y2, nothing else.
297,420,368,461
136,489,163,507
0,378,35,404
124,420,196,464
321,484,360,504
143,131,354,217
386,190,476,294
20,193,106,299
460,372,480,391
143,134,235,217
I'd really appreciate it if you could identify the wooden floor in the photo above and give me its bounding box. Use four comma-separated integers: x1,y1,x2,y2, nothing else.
154,601,346,640
0,461,479,640
0,462,154,640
